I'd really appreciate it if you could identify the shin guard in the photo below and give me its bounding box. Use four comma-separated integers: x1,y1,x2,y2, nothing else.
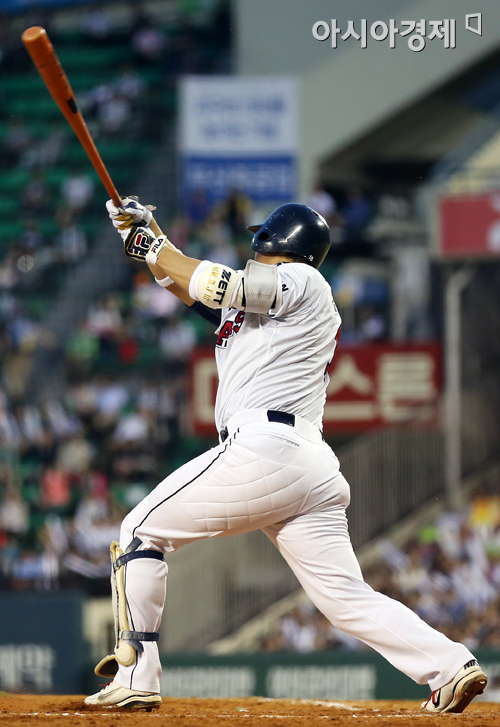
94,538,164,679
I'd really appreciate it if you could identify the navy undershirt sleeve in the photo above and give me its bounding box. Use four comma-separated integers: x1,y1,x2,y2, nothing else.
189,302,222,325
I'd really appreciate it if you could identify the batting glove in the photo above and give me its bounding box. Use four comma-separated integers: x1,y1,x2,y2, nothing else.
106,196,156,231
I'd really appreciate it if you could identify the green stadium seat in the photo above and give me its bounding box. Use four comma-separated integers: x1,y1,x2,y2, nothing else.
0,75,46,94
0,120,52,139
79,219,101,237
30,296,50,318
45,169,71,188
0,222,23,242
27,122,53,138
38,218,59,237
5,97,63,118
139,68,164,84
0,170,30,192
56,46,133,70
0,198,21,215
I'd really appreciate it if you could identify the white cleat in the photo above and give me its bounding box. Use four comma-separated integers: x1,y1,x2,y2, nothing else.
420,659,487,714
84,680,162,710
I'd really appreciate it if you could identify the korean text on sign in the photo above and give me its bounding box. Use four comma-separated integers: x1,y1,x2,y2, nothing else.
323,344,442,432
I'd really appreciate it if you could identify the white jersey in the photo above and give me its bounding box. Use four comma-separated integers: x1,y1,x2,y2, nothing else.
214,262,341,432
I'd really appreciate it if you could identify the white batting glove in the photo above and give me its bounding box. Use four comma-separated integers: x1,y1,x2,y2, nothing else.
106,196,156,232
145,235,169,267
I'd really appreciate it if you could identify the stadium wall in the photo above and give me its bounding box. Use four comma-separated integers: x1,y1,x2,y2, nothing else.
236,0,500,196
85,650,500,701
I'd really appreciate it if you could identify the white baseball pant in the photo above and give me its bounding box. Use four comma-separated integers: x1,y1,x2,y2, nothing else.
116,409,473,693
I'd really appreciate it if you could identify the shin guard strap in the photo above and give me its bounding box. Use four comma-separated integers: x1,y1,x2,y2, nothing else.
120,631,160,642
119,630,160,655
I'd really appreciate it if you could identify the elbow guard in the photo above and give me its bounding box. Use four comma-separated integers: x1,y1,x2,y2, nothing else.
190,260,243,309
189,259,280,313
243,259,279,314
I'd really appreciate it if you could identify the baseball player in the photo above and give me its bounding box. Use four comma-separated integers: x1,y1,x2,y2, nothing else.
85,200,487,712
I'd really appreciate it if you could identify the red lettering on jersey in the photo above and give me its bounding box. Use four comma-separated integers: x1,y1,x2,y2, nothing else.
216,311,246,348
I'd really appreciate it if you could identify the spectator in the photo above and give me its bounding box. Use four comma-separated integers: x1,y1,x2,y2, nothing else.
82,5,113,43
132,22,166,65
1,119,32,167
56,433,95,476
55,210,87,263
114,67,145,101
61,171,94,211
20,125,66,170
0,490,29,534
66,324,100,374
23,171,49,214
112,411,150,445
41,467,71,510
159,318,197,362
341,186,373,245
132,271,180,320
98,93,132,136
87,295,122,339
305,183,337,223
220,189,251,238
95,378,129,422
200,211,239,269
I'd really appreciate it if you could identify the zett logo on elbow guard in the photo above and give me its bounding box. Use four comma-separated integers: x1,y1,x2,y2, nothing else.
213,270,231,305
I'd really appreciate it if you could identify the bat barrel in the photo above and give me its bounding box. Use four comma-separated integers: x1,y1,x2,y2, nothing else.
22,27,74,122
22,26,121,206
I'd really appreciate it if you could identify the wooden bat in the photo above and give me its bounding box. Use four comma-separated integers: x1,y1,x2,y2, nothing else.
22,26,121,207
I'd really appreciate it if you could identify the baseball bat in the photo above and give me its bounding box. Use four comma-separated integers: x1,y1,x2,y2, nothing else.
21,26,121,207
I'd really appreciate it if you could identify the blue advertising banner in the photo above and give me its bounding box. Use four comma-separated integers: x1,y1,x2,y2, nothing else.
184,156,296,207
180,76,299,219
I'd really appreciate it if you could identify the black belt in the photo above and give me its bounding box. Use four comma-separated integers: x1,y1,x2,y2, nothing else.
220,410,295,442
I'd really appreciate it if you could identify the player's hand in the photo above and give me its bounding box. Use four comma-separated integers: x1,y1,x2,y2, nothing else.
106,196,156,231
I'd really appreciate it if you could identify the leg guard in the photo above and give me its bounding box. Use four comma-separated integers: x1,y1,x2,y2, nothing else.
95,538,164,679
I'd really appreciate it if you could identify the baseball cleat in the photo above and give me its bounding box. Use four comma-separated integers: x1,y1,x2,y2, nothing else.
420,659,487,713
84,680,162,710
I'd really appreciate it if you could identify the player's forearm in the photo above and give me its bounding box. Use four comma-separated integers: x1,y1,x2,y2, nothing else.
152,246,201,294
149,217,163,238
165,281,195,306
145,256,195,305
145,219,197,304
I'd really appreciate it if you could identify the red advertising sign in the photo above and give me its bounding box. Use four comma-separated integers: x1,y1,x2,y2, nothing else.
189,343,442,436
438,192,500,258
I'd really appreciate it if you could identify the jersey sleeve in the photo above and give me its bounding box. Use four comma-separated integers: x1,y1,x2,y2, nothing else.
269,264,311,318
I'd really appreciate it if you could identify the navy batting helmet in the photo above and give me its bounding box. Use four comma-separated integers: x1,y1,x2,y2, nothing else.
247,203,331,269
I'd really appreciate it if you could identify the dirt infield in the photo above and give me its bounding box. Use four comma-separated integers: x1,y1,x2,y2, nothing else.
0,695,499,727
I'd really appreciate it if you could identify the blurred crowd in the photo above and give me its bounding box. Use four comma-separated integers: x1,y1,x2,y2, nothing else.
0,1,231,75
258,485,500,652
0,373,191,593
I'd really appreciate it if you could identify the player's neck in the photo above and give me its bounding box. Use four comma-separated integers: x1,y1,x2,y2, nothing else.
254,252,294,266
